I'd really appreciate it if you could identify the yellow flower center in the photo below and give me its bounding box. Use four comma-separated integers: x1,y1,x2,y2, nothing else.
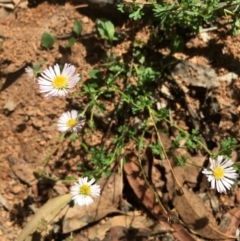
67,119,77,128
79,184,91,196
213,166,225,180
53,75,68,89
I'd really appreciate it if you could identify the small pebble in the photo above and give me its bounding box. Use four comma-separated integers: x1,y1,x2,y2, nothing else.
82,16,89,24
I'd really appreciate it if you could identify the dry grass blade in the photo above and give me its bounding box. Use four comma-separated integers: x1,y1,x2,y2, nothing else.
17,194,72,241
173,187,236,239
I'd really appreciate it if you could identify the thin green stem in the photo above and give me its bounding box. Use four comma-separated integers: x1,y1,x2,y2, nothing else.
148,107,183,190
162,115,212,156
41,174,76,183
185,161,204,169
137,121,168,215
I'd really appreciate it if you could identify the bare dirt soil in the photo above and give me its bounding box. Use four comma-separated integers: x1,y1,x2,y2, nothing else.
1,1,240,241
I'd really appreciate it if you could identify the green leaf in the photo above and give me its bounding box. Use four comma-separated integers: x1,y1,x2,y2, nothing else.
59,133,66,142
129,5,144,20
32,63,41,71
65,37,76,48
97,19,115,42
64,176,76,181
73,20,82,36
69,132,77,141
109,65,122,72
41,32,55,49
88,69,102,79
170,34,184,54
117,3,124,13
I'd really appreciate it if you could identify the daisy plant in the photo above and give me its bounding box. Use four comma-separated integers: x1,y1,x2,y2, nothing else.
37,63,80,98
25,66,35,79
202,155,238,193
25,63,44,81
70,177,101,206
57,110,85,133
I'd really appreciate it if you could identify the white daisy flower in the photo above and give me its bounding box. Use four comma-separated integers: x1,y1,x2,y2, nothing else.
25,66,35,78
70,177,101,206
37,63,80,98
202,155,238,193
57,110,85,133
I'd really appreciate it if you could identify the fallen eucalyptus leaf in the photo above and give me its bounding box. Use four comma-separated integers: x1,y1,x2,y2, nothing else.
88,213,173,240
17,194,72,241
124,160,167,219
170,223,197,241
173,187,235,239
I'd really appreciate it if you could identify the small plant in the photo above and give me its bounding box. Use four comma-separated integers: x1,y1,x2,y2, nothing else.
118,0,240,48
97,18,118,43
73,20,82,36
66,20,83,48
41,32,55,49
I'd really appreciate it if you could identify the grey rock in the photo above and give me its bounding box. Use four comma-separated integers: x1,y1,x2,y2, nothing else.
171,60,219,89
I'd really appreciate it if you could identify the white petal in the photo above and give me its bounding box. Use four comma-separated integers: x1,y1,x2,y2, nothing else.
207,175,214,182
209,158,215,169
217,155,224,165
224,172,238,179
221,160,234,169
210,179,215,189
202,169,212,175
221,177,234,185
54,64,61,76
216,180,226,193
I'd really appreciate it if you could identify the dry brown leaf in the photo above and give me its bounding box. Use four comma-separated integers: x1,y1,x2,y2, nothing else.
53,181,69,195
173,150,206,186
62,206,122,234
208,193,220,212
103,226,148,241
73,233,89,241
219,207,240,240
124,160,200,241
235,187,240,203
153,158,176,202
53,172,122,233
87,213,173,240
103,226,133,241
17,194,72,241
124,160,167,219
170,223,197,241
173,187,236,239
183,156,206,185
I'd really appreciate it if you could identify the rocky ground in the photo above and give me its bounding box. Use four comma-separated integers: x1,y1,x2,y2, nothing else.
1,1,240,240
